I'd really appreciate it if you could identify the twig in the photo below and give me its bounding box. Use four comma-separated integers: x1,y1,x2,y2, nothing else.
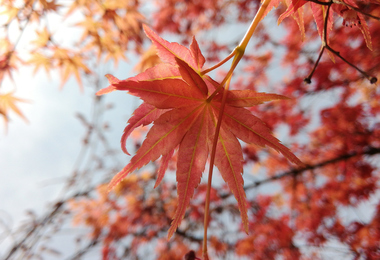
218,146,380,199
244,146,380,193
304,47,325,84
305,0,378,84
325,45,377,83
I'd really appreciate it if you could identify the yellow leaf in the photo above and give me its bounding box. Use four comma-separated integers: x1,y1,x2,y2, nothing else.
0,51,23,82
27,52,52,75
31,28,50,48
0,6,19,25
0,92,29,131
134,45,161,73
53,48,92,90
38,0,61,12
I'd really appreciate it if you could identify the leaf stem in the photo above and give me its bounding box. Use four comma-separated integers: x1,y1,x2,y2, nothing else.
206,0,272,102
304,46,325,84
325,45,377,83
201,0,272,78
201,50,236,75
238,0,272,51
202,0,272,258
202,76,232,260
206,53,243,102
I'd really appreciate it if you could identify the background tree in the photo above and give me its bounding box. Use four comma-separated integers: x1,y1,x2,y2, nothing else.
1,0,379,259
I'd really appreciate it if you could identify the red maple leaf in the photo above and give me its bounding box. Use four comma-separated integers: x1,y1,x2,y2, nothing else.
97,25,303,238
266,0,374,51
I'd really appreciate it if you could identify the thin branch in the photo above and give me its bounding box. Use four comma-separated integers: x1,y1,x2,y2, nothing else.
175,229,203,242
65,239,99,260
3,192,90,260
4,202,64,260
305,0,331,6
220,146,380,199
304,47,325,84
305,0,378,84
305,0,333,84
325,45,378,83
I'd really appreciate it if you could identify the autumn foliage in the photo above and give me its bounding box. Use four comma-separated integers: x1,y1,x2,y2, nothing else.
2,0,380,259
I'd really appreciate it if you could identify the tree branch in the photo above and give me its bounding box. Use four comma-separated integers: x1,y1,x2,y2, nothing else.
220,146,380,199
245,146,380,191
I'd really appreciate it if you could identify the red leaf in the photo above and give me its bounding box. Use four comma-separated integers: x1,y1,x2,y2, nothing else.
310,3,333,42
278,0,307,25
189,36,206,70
97,26,303,239
213,125,248,232
107,105,202,192
357,13,373,51
143,24,201,71
155,148,175,188
214,90,289,107
168,109,209,238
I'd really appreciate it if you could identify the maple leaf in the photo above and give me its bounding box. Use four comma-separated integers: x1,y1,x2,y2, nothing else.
0,48,23,83
0,5,19,25
53,48,92,90
274,0,373,50
38,0,61,12
30,27,50,48
27,52,52,75
134,44,161,73
0,92,29,131
97,25,303,239
310,2,334,42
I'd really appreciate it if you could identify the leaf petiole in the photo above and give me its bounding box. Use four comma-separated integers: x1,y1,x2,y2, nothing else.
238,0,272,51
206,0,272,102
202,75,232,260
206,51,243,102
201,50,236,75
202,0,272,258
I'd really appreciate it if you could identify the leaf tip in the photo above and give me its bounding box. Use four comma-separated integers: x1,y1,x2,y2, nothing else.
276,94,291,100
142,24,154,39
96,74,121,95
107,167,131,193
297,160,307,168
107,182,116,193
121,148,131,156
241,203,249,234
120,134,131,156
142,23,149,31
167,225,175,240
95,87,112,96
244,221,249,234
105,74,120,84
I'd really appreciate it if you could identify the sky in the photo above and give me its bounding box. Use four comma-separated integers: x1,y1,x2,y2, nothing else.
0,68,90,247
